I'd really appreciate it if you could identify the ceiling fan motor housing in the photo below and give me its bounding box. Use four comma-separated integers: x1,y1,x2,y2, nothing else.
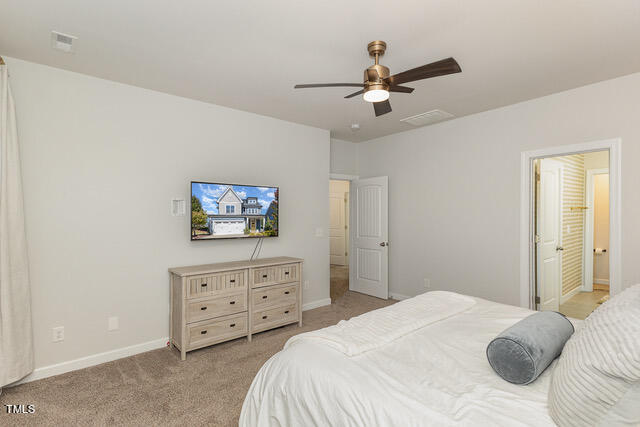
364,64,390,92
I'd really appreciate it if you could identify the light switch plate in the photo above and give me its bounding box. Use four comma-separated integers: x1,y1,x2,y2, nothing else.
52,326,64,342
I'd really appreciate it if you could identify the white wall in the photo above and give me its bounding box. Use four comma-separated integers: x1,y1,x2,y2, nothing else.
357,72,640,306
6,57,330,371
330,138,358,175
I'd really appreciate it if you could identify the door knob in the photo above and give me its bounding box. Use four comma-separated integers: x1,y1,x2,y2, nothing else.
379,242,388,247
556,246,564,251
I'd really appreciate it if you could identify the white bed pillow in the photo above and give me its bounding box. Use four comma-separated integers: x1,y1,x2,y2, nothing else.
548,284,640,427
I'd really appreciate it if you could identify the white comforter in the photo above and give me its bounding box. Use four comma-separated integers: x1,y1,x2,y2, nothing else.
240,292,575,426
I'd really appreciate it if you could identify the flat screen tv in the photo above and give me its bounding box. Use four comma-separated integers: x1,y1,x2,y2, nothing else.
191,181,279,240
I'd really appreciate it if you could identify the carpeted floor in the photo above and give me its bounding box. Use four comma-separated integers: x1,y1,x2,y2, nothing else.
0,291,394,426
330,264,349,302
559,290,608,320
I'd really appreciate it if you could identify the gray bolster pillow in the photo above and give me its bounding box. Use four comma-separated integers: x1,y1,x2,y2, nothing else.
486,311,574,385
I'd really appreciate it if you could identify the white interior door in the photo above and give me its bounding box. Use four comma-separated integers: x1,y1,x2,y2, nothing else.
349,176,388,299
329,192,347,265
538,159,562,311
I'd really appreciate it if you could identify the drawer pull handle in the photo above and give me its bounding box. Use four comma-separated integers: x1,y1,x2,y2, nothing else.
230,323,236,327
284,291,290,295
262,274,268,278
285,310,290,314
201,330,207,335
230,279,235,283
201,283,207,287
262,315,267,319
285,272,289,275
262,295,268,299
200,306,207,311
229,301,236,305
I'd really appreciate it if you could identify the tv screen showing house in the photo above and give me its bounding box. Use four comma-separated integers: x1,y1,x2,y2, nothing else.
191,182,279,240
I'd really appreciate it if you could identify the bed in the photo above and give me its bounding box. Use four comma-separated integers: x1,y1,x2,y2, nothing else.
240,291,582,426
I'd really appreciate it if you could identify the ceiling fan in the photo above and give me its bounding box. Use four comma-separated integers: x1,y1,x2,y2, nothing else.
294,41,461,117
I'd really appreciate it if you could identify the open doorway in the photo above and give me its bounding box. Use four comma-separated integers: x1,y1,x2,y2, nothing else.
534,150,610,319
330,179,350,302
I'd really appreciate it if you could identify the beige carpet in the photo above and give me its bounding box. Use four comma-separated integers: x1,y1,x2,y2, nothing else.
330,264,349,302
559,290,609,320
1,291,394,426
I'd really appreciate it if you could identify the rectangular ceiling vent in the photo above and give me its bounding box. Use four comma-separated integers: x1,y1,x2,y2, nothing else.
400,109,454,127
51,31,77,53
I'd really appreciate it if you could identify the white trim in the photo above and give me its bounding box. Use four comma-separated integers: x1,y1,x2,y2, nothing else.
389,292,412,301
594,278,610,285
10,296,334,386
302,298,331,311
560,285,582,305
520,138,621,309
329,173,359,181
10,337,169,386
583,168,609,292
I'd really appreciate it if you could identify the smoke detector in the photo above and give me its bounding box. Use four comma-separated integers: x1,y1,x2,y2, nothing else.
350,123,361,132
400,109,454,127
51,31,77,53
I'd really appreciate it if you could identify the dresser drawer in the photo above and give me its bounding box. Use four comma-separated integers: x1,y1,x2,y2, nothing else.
186,290,247,324
187,313,247,350
187,270,246,298
252,303,298,332
252,283,298,310
252,263,299,287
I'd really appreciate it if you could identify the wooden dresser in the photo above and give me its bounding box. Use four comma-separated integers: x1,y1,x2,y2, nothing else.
168,256,303,360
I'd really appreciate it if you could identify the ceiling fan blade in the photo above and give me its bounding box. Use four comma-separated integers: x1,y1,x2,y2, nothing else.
384,57,461,86
389,85,414,94
373,100,392,117
294,83,364,89
344,89,365,99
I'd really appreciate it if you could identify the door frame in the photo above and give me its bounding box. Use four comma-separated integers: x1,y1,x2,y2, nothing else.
329,179,351,266
583,168,609,292
520,138,621,309
537,158,564,311
329,173,359,278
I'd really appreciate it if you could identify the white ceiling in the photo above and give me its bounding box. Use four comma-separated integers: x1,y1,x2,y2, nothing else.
1,1,639,142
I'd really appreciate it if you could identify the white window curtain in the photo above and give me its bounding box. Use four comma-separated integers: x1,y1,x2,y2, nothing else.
0,59,34,387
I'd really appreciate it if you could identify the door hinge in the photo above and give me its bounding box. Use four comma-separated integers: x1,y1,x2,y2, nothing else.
345,252,348,256
535,296,541,304
345,225,348,230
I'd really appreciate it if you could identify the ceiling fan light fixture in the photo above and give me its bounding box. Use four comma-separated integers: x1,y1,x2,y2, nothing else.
363,89,389,103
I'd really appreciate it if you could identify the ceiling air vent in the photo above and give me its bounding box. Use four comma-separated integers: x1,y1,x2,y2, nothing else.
400,109,454,127
51,31,77,53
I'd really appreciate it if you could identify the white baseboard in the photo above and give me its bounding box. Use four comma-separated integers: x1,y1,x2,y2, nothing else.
560,286,582,304
12,297,332,387
389,292,411,301
594,279,610,285
303,298,331,311
12,337,169,387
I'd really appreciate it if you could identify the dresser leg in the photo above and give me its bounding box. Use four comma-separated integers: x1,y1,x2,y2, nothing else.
181,350,186,361
298,319,303,327
248,333,252,343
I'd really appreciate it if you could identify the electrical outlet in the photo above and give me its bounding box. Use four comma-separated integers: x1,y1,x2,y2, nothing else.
423,278,431,290
52,326,64,342
108,316,119,331
304,280,310,290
